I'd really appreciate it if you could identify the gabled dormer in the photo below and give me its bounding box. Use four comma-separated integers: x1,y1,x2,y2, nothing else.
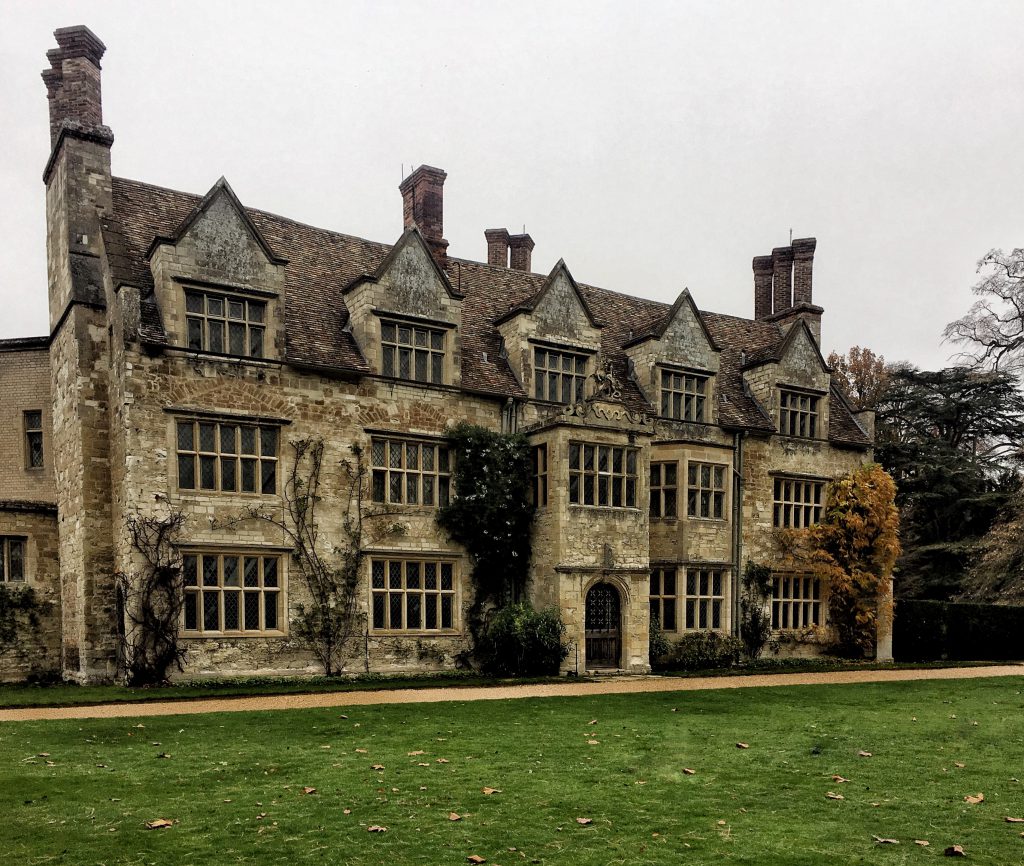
342,228,464,387
147,177,288,361
623,288,721,424
742,319,831,440
495,259,602,403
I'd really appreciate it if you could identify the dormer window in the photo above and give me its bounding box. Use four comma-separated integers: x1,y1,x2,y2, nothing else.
381,321,445,384
185,290,266,358
660,369,708,422
779,389,819,438
534,347,586,403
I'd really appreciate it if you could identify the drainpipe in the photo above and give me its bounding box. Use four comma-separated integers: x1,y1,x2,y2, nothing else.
731,431,746,637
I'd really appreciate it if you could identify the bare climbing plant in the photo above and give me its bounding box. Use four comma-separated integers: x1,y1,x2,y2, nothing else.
116,511,188,686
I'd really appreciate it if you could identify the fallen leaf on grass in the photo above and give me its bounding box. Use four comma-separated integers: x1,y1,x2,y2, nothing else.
157,753,171,759
964,793,984,805
944,845,966,857
587,739,600,745
576,817,592,825
682,768,696,775
717,820,727,826
339,714,348,719
588,719,598,725
302,787,317,795
736,743,749,749
436,758,450,764
37,753,50,758
1005,816,1024,823
355,748,368,754
417,762,430,767
832,774,850,783
145,819,174,830
872,836,899,844
826,792,845,800
408,750,425,756
858,751,873,758
481,787,502,795
915,840,930,846
954,762,966,768
371,765,385,771
367,825,388,833
467,857,486,864
449,812,462,821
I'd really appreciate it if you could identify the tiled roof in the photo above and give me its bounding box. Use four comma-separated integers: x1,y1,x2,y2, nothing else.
105,176,870,447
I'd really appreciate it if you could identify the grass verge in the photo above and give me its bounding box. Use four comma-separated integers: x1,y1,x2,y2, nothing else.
2,677,1024,864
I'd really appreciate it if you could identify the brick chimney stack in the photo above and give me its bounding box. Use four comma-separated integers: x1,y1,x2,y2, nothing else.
753,255,774,320
41,26,107,149
484,228,510,267
399,165,448,267
771,246,794,314
792,237,816,305
508,233,535,272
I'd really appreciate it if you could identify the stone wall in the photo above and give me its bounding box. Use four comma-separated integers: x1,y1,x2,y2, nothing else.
0,506,62,681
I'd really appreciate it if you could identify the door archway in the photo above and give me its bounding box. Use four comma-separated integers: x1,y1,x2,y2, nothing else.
585,582,621,669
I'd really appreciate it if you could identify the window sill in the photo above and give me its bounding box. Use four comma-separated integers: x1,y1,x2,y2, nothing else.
182,631,288,639
175,489,280,499
568,504,641,512
686,516,729,524
370,630,462,638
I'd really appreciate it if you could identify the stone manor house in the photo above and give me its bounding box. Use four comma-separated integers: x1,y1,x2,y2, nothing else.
0,27,881,682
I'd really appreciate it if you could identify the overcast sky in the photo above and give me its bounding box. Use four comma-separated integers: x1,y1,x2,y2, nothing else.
2,1,1022,370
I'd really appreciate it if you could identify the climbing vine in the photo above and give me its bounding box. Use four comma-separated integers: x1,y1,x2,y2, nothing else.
436,423,536,643
0,583,48,665
116,511,188,686
738,560,775,660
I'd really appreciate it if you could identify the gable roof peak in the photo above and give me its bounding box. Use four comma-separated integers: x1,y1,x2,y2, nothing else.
145,175,288,264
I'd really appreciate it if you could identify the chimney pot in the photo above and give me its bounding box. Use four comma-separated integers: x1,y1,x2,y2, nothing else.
41,26,107,148
791,237,816,305
508,233,535,272
753,255,774,319
484,228,510,267
771,246,794,315
399,165,448,267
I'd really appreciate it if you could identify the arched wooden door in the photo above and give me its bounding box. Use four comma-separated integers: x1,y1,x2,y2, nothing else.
585,583,621,669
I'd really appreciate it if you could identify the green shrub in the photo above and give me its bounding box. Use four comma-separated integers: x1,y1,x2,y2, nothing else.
894,599,1024,661
653,631,744,672
476,604,569,676
648,614,672,663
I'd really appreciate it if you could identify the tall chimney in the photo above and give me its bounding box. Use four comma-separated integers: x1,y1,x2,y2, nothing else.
771,246,794,314
399,165,448,266
41,26,107,149
753,255,773,319
484,228,510,267
508,233,535,272
792,237,816,305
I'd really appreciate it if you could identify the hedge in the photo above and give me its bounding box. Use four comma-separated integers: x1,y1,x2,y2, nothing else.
893,599,1024,661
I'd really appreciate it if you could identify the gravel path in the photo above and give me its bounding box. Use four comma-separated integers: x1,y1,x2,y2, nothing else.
1,664,1021,722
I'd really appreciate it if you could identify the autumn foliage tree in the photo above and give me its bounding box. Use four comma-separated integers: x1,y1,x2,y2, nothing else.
827,346,889,411
780,464,900,657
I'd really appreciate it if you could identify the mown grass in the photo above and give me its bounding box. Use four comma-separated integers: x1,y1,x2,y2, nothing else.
2,677,1024,864
0,659,1007,710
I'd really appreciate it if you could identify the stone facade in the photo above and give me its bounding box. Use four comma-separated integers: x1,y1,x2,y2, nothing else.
0,26,882,683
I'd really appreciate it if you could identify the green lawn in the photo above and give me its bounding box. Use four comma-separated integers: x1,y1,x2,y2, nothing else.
2,677,1023,865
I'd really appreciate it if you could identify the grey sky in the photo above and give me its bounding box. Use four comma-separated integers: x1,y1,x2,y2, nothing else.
2,0,1022,371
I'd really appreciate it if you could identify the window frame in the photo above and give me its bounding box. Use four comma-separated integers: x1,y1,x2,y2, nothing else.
778,388,820,438
23,411,44,470
771,573,823,631
567,442,639,509
380,320,446,385
184,288,267,360
180,550,285,637
686,461,727,521
773,476,825,528
175,419,280,497
370,557,459,634
682,567,728,631
649,461,678,519
0,537,27,583
533,346,588,404
659,368,710,422
531,444,549,508
370,436,453,508
649,567,678,632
